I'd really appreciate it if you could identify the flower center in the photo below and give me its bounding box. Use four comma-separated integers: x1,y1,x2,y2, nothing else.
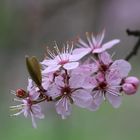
98,82,107,90
61,86,71,96
59,60,69,65
100,64,108,71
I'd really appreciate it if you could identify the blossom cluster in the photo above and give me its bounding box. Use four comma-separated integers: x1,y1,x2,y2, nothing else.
10,30,139,128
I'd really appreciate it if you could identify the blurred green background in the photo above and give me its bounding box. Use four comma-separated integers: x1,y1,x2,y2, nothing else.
0,0,140,140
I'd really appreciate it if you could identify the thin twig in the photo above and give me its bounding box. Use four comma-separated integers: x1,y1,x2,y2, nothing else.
125,29,140,61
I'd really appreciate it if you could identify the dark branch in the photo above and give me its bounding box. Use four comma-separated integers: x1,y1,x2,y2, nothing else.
126,29,140,37
125,29,140,61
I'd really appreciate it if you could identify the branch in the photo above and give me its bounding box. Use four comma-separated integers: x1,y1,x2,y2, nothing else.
125,29,140,61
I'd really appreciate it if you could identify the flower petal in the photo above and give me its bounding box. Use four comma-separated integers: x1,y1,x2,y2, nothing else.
56,97,71,119
72,89,92,108
72,63,98,76
72,48,91,58
98,51,112,65
32,105,45,119
110,59,131,78
42,65,61,74
106,69,122,85
47,83,61,99
69,74,85,88
93,39,120,53
41,59,57,66
106,93,122,108
83,77,98,89
63,62,79,70
87,100,100,111
31,113,37,128
92,90,104,106
27,79,33,91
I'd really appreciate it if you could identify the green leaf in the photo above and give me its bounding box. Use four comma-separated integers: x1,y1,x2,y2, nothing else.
26,56,42,87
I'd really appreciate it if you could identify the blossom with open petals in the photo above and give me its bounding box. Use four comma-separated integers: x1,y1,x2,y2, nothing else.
10,79,44,128
47,74,92,119
73,30,120,57
85,59,131,110
41,42,85,74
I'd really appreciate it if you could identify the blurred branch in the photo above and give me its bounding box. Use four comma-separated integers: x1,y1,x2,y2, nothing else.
125,29,140,61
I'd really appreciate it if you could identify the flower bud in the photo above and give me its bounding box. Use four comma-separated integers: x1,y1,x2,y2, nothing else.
26,56,42,87
16,89,28,98
122,76,139,95
124,77,139,87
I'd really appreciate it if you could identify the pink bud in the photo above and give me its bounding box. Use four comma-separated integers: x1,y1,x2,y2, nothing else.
122,76,139,95
124,76,139,87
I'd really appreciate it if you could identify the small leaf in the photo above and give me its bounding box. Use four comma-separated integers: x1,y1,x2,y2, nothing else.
26,56,42,87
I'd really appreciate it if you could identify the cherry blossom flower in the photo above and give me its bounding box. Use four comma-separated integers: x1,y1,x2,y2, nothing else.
97,52,131,77
73,30,120,57
86,71,122,110
85,58,131,110
41,42,85,74
47,74,92,119
10,79,44,128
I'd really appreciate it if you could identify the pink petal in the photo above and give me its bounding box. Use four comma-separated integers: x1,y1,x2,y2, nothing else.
47,83,61,99
110,59,131,78
82,77,97,89
98,51,112,65
69,74,85,88
69,53,85,61
56,97,71,119
92,90,104,106
27,79,33,91
30,91,40,100
72,48,91,57
72,89,92,108
106,69,122,85
63,62,79,70
93,39,120,53
72,63,98,76
41,59,57,66
87,100,100,111
55,76,65,87
106,93,122,108
32,105,45,119
31,113,37,128
42,65,61,74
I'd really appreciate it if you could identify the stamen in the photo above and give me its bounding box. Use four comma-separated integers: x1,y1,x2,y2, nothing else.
14,98,24,102
47,47,56,59
86,32,93,48
69,41,74,54
10,90,16,95
103,92,106,100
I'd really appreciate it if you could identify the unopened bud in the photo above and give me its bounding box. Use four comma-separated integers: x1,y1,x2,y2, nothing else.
16,89,28,98
26,56,42,87
124,76,139,87
122,76,139,95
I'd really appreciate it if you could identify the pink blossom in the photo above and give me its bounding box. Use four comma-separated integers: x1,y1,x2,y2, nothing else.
87,70,122,110
10,79,44,128
73,30,120,57
47,74,92,119
41,42,85,74
98,52,131,77
122,76,140,95
85,58,131,110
